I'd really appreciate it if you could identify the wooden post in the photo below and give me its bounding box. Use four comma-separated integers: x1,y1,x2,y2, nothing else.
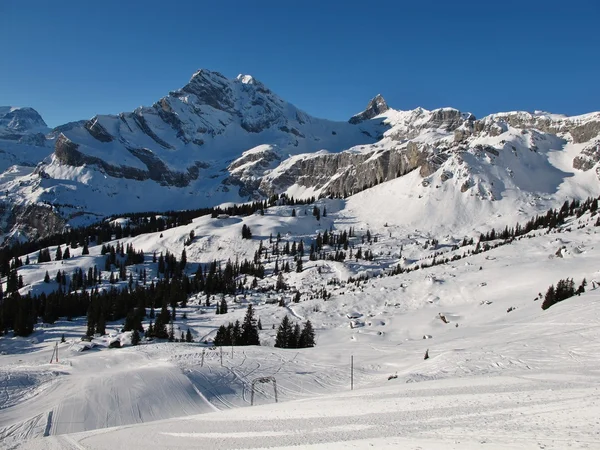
351,355,354,390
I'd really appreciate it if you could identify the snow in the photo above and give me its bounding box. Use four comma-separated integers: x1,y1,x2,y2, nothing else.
2,71,600,449
2,191,600,449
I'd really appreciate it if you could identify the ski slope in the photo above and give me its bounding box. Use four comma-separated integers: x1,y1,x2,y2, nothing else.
2,201,600,449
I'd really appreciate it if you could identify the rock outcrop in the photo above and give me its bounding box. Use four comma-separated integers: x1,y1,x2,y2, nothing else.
349,95,389,124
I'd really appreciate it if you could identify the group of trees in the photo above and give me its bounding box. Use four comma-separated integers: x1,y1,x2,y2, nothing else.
213,305,260,346
241,224,252,239
541,278,586,310
480,198,599,244
274,316,315,348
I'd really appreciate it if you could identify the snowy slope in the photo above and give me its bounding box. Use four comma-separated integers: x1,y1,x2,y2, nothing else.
2,189,600,449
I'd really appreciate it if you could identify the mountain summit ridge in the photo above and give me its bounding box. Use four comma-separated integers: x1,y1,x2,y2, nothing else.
1,68,600,241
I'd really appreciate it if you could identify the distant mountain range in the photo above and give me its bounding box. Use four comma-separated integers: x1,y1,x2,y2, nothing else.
1,69,599,242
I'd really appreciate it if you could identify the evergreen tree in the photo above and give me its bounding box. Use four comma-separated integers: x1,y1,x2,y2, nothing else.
275,315,293,348
291,323,301,349
232,320,242,345
12,292,34,337
241,224,252,239
82,243,89,255
131,329,141,346
186,328,193,343
44,271,50,283
55,246,62,261
214,324,228,346
168,321,175,342
63,247,70,259
276,273,286,291
299,320,316,347
220,297,228,314
240,304,260,346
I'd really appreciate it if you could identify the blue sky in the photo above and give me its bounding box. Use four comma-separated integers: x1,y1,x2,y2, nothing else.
1,0,598,127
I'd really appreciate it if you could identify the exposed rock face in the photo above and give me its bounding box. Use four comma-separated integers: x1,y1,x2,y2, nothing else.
260,144,424,198
426,109,474,131
571,121,600,144
225,146,283,198
573,140,600,171
0,202,65,240
85,118,114,143
349,95,389,124
54,134,199,187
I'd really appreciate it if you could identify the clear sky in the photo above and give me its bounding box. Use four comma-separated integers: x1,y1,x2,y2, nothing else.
1,0,598,127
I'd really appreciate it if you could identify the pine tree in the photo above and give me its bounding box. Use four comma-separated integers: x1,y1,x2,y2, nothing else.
82,243,89,255
241,304,260,346
241,224,252,239
299,320,316,347
276,273,286,291
232,320,242,345
131,329,141,346
275,315,293,348
55,246,62,261
291,323,301,349
44,271,50,283
220,297,228,314
186,328,193,343
214,324,227,346
63,247,70,259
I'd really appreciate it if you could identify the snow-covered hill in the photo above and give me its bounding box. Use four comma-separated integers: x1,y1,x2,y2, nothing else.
2,193,600,449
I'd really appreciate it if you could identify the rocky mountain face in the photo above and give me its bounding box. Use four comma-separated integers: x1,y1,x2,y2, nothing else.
0,106,49,140
1,70,600,242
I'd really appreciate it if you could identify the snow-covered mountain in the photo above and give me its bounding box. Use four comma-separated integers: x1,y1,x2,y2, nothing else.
0,106,49,138
1,69,600,242
0,107,54,171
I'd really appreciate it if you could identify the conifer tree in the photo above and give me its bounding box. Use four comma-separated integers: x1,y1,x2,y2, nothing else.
291,323,301,349
55,246,62,261
186,328,193,342
241,304,260,346
299,320,316,347
131,329,141,346
275,315,293,348
232,320,242,345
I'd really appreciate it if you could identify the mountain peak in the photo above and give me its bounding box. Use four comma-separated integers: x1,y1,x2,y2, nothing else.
236,74,256,85
349,94,389,124
0,106,48,138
